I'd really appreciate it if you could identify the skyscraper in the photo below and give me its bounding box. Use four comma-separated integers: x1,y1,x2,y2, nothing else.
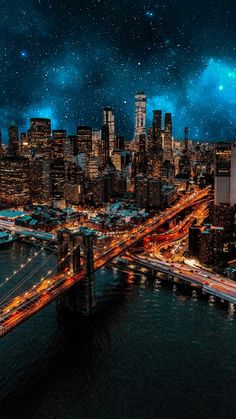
28,118,51,159
163,113,173,162
52,130,66,159
0,156,30,205
20,133,31,158
103,107,115,155
30,158,51,205
77,126,93,155
8,121,19,156
152,110,162,150
101,124,110,167
134,92,146,142
214,142,231,205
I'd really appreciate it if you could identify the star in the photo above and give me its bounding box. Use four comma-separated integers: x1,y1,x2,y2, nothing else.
145,11,154,18
20,51,28,58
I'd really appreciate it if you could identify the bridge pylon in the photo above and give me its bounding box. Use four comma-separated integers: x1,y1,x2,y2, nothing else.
57,228,96,315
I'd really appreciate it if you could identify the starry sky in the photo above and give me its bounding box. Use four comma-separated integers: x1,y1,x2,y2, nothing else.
1,0,236,141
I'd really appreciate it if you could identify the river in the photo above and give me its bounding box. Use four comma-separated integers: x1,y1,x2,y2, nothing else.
0,242,236,419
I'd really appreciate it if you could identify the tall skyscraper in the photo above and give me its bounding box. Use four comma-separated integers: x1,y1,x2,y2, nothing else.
214,142,231,205
28,118,51,159
52,130,66,159
101,124,110,167
30,158,51,205
20,133,31,158
103,107,115,155
77,126,92,155
8,121,19,156
92,129,102,165
134,92,146,142
152,110,162,150
163,113,173,162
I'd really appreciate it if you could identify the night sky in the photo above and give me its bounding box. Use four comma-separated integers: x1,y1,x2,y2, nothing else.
1,0,236,141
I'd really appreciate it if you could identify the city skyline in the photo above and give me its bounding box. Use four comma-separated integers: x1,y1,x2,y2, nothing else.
1,0,236,141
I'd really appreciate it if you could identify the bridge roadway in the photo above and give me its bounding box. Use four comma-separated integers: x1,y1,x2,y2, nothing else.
0,187,211,338
122,254,236,305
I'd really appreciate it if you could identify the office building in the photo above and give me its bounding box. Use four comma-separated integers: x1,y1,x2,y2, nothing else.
52,130,66,159
101,124,110,167
77,126,92,155
0,156,30,205
8,121,19,156
163,113,173,162
103,107,115,155
134,92,146,142
214,142,231,205
30,158,51,205
28,118,51,159
135,175,162,209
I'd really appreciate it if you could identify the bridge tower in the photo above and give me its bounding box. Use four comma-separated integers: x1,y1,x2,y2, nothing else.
57,229,81,274
57,228,96,315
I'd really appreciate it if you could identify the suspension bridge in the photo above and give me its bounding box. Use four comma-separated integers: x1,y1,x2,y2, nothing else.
0,187,211,339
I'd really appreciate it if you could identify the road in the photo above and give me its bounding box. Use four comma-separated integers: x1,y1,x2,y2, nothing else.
125,254,236,304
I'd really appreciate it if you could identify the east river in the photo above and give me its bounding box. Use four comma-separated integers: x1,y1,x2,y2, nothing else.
0,242,236,419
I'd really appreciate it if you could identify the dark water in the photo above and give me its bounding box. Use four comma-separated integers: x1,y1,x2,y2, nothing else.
0,243,236,419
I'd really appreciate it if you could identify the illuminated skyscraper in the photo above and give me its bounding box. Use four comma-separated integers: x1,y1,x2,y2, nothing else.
101,124,110,167
30,158,51,205
77,126,92,155
28,118,51,159
152,110,162,150
103,107,115,155
20,133,31,158
8,121,19,156
52,130,66,159
0,156,30,205
163,113,173,162
134,92,146,142
214,142,231,205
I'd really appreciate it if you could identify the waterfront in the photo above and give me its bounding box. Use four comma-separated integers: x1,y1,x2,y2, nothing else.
1,244,236,418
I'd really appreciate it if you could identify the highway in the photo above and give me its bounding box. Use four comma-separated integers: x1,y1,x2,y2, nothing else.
125,254,236,305
0,187,211,338
147,200,211,260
